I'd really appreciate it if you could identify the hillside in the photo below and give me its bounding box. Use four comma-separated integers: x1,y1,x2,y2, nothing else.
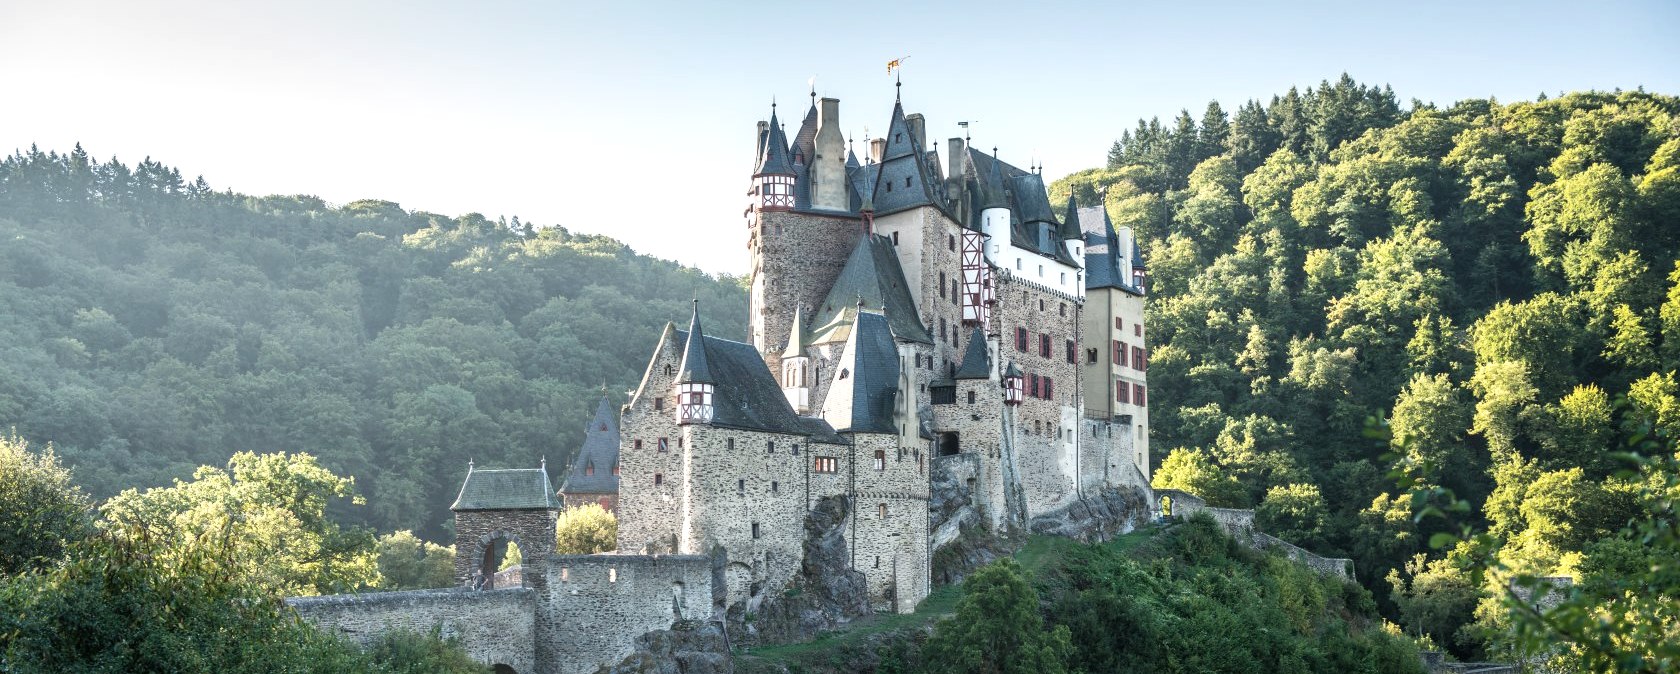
1050,78,1680,658
0,149,747,538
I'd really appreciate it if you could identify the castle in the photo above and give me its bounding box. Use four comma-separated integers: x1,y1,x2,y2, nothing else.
290,82,1155,674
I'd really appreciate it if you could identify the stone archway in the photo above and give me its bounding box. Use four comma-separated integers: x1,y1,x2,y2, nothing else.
471,530,525,590
1160,494,1173,518
492,665,517,674
723,562,752,610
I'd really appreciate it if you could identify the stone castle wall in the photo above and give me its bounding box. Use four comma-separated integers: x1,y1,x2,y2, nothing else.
455,509,558,589
617,327,684,555
538,554,713,674
749,209,863,372
849,432,931,612
680,425,809,619
1155,488,1354,581
992,274,1084,517
288,588,537,673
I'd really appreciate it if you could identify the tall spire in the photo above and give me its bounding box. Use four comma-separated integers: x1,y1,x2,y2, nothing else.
781,304,807,359
755,102,795,177
676,300,714,384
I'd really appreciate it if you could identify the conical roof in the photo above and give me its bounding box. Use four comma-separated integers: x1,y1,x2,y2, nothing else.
820,311,901,434
560,396,620,495
676,301,714,384
954,327,992,379
781,305,808,359
1059,193,1083,240
755,106,795,176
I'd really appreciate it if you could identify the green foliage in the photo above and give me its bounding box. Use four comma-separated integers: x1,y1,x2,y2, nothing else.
921,559,1073,674
1256,483,1330,549
375,530,456,590
100,451,379,596
554,503,617,555
0,152,747,539
1151,447,1247,507
365,628,491,674
0,431,91,575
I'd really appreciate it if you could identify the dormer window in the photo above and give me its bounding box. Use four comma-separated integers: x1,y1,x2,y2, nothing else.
584,462,595,477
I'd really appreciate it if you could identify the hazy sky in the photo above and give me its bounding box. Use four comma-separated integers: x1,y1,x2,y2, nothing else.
3,0,1676,275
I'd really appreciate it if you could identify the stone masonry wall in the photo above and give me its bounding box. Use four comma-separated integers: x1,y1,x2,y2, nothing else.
538,554,713,674
1155,489,1354,581
618,326,684,555
849,432,931,613
455,509,558,590
750,209,864,373
992,274,1083,518
681,425,809,619
289,588,536,673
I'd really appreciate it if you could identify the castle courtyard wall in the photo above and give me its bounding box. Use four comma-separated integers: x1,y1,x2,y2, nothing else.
538,554,713,674
288,588,536,673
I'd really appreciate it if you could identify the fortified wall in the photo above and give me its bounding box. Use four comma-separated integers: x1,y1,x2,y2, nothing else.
287,587,537,673
1154,488,1357,581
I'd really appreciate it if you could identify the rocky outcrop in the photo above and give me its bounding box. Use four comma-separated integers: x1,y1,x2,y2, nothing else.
1028,485,1151,543
927,455,1018,586
595,620,732,674
740,495,871,644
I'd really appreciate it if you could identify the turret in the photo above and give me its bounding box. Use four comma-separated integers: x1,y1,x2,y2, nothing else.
780,305,811,413
1130,235,1148,292
751,104,796,211
1061,193,1085,266
979,149,1011,262
812,97,848,210
675,301,715,425
1003,361,1024,405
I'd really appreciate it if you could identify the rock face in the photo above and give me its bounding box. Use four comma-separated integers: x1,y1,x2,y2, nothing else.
739,495,872,644
595,620,732,674
1029,485,1152,542
927,461,1017,586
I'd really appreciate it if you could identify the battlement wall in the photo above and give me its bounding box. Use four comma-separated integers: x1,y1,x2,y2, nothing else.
1154,489,1354,581
288,587,536,673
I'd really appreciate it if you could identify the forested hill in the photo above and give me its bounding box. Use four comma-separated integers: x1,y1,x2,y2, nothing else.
0,151,747,538
1051,77,1680,658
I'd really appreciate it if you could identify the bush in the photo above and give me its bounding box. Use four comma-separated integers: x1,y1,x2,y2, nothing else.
554,504,616,555
0,432,91,575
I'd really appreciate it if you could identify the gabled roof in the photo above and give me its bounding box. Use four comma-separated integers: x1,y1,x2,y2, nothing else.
755,107,795,176
792,101,818,164
1075,206,1144,296
676,301,715,384
955,327,992,379
869,100,947,217
560,396,620,496
810,235,932,345
821,311,901,435
452,466,560,511
671,327,813,435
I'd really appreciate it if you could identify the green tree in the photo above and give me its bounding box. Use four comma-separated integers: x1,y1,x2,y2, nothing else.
1152,447,1248,507
1255,483,1329,548
922,559,1072,674
101,451,379,596
554,503,617,555
0,432,91,575
375,530,456,590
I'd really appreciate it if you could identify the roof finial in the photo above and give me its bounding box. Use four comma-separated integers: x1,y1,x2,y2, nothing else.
540,456,547,471
467,458,474,473
895,70,902,101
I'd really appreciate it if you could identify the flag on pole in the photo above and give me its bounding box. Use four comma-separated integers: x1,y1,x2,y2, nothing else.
886,56,909,74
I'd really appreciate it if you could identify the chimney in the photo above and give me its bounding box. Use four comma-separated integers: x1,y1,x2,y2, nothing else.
905,113,926,149
813,98,847,209
870,138,887,164
947,138,966,182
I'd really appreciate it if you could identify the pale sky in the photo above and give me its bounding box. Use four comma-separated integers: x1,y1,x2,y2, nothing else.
3,0,1676,275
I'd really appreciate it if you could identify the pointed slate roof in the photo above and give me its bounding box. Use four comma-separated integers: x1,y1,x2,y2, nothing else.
676,301,715,384
869,99,946,216
1004,360,1022,378
821,311,901,434
755,106,795,176
955,327,992,379
792,101,818,165
781,305,807,359
1059,193,1084,240
845,146,860,169
451,465,561,511
560,396,619,495
1076,206,1143,296
810,234,932,345
668,327,812,435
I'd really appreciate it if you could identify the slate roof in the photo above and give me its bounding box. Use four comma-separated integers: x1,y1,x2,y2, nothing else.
955,327,993,379
868,99,950,218
755,107,795,176
451,466,561,511
1075,205,1144,296
560,396,619,496
781,304,808,359
821,311,901,435
671,327,812,436
676,301,715,384
797,416,848,445
810,234,932,345
963,147,1082,266
792,101,818,164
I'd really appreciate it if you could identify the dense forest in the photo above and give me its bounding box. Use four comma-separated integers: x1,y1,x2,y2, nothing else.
0,155,747,538
1051,76,1680,662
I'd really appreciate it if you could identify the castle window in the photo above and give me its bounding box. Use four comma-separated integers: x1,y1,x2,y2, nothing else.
905,176,912,188
562,567,570,581
752,522,761,539
1066,339,1076,364
878,503,887,518
655,473,664,485
737,479,745,494
948,234,955,251
874,450,885,471
585,463,595,477
1034,420,1041,434
634,439,643,450
886,182,893,192
1117,381,1130,404
727,438,734,450
767,440,775,453
1044,377,1054,400
677,437,684,449
655,397,664,411
1015,327,1027,351
874,556,881,569
1115,341,1127,367
771,481,779,494
938,273,946,298
1135,384,1147,407
1087,348,1097,364
931,385,956,405
1037,265,1044,277
658,437,669,452
939,318,946,340
967,390,976,404
814,456,838,473
1059,303,1066,316
609,568,617,583
600,423,607,432
1039,299,1045,311
1015,258,1022,270
892,231,899,245
1135,324,1142,337
839,369,849,380
1028,373,1039,397
1115,317,1122,330
1133,346,1145,370
1039,334,1051,357
1060,272,1067,284
792,443,799,455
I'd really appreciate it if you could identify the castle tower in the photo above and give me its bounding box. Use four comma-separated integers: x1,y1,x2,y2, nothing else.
750,105,796,211
675,301,716,425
